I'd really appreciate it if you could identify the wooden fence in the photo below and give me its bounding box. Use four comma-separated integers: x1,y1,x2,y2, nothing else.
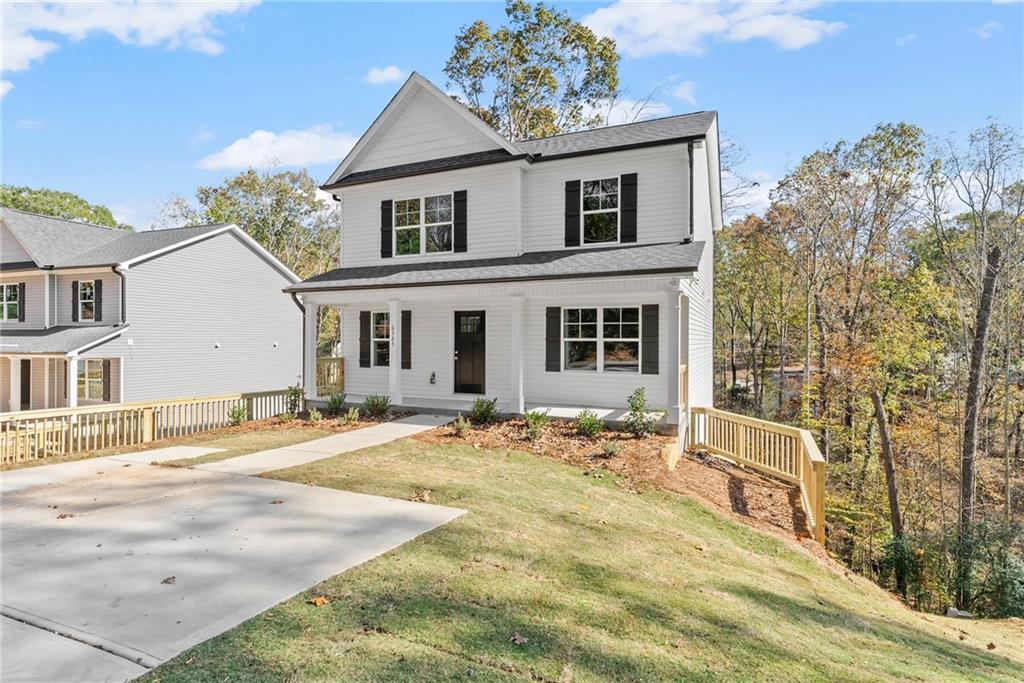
0,389,292,465
316,357,345,396
689,406,826,543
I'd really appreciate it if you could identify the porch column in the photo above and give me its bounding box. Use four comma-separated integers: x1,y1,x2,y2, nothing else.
388,298,403,405
509,296,525,414
66,356,78,409
8,357,20,412
665,290,682,428
44,357,50,409
303,302,318,401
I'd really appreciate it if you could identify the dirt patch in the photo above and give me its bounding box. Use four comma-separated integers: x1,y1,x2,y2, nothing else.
204,410,416,437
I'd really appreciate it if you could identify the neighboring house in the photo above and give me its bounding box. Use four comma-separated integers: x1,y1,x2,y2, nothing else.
0,208,302,413
288,73,721,432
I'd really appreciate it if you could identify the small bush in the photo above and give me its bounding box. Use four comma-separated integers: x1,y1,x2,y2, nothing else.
363,394,391,418
470,397,499,425
341,407,360,424
452,414,472,437
575,409,604,438
285,380,304,414
279,411,296,423
324,393,346,415
228,405,247,426
523,409,550,440
624,387,658,437
601,440,621,458
308,407,323,424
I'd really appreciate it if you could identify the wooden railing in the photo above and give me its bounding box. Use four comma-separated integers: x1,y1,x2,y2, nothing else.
316,357,345,396
689,406,826,543
0,389,292,465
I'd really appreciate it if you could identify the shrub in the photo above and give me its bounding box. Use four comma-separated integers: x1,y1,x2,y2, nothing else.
307,407,323,424
285,380,303,414
363,394,391,418
341,407,360,424
228,405,247,426
523,409,550,440
452,414,472,437
324,393,346,415
574,409,604,438
624,387,658,437
279,411,296,423
601,440,621,458
470,397,499,425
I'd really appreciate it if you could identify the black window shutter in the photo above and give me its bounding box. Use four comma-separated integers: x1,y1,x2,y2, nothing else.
71,281,79,322
380,200,393,258
401,310,411,369
17,282,25,322
94,280,103,322
359,311,371,367
102,360,112,402
564,180,580,247
545,307,561,372
641,304,659,375
453,190,467,253
620,173,637,243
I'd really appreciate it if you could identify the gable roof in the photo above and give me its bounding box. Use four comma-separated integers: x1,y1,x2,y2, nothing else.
1,207,124,266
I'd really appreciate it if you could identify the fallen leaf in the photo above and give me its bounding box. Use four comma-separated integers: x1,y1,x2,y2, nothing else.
161,576,176,585
958,634,966,641
270,499,285,505
57,512,75,519
509,632,528,646
410,489,432,503
987,643,996,650
309,595,330,607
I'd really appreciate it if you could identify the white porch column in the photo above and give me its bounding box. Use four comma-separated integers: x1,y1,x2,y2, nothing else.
44,358,50,409
66,356,78,409
388,298,403,405
303,301,318,401
665,290,682,428
9,357,21,412
509,296,525,414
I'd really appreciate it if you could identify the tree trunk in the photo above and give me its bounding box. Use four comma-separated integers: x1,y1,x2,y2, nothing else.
956,245,1002,609
872,388,906,595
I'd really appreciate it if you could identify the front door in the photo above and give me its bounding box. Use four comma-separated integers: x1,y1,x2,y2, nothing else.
454,311,485,394
20,359,31,410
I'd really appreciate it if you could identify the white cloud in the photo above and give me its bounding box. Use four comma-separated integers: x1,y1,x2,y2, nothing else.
896,33,916,47
584,98,672,126
0,80,12,98
1,1,255,75
14,118,45,131
584,1,845,57
196,124,359,170
364,65,406,85
975,21,1002,39
191,126,215,145
671,81,697,106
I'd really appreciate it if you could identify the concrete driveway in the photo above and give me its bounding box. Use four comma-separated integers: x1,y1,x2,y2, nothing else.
1,429,462,682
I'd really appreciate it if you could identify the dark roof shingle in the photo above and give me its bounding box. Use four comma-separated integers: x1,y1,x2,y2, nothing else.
517,111,717,158
0,324,128,354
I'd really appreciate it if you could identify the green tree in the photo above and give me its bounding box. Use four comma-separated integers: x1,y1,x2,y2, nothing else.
0,185,131,230
444,0,619,141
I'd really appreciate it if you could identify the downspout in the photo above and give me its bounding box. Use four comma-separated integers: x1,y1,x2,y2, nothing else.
684,141,694,244
111,265,127,324
291,292,307,395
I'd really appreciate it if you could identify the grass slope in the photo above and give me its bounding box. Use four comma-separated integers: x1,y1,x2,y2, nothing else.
145,438,1024,682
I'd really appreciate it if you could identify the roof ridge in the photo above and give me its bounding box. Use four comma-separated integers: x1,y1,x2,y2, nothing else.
521,110,714,144
0,206,123,232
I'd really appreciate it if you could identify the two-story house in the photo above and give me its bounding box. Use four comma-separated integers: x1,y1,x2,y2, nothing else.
288,73,721,433
0,208,302,413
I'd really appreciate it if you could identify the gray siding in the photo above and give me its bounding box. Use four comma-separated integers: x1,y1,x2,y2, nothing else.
0,222,33,263
54,270,122,325
0,273,45,330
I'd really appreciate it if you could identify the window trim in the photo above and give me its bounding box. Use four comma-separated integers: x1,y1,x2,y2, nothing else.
371,310,391,368
78,279,96,322
580,176,621,246
1,283,19,321
561,305,641,373
393,193,455,257
77,358,104,401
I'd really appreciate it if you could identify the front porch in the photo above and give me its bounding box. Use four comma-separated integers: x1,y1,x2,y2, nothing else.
1,355,122,413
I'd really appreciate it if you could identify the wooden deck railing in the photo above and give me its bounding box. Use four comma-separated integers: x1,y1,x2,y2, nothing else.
316,357,345,396
0,389,291,465
689,406,827,543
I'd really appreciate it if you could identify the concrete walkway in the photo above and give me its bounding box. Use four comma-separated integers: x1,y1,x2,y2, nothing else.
1,414,460,683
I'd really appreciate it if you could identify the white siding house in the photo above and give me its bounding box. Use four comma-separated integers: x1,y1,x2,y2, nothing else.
292,73,722,433
0,209,301,412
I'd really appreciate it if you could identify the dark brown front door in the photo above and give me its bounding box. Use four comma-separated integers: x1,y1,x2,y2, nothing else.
454,311,485,394
20,359,31,410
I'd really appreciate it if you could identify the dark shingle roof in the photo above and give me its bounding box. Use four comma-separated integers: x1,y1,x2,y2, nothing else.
517,111,717,158
1,208,227,268
0,325,128,354
288,241,704,292
325,149,520,188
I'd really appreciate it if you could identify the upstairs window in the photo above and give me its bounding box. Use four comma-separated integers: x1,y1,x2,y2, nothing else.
372,312,391,367
394,194,453,256
582,178,619,244
1,284,19,321
78,280,96,321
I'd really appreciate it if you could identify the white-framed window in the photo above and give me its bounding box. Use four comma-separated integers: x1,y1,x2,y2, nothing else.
78,280,96,321
563,306,640,373
581,177,619,245
372,311,391,367
1,284,19,321
77,359,104,400
394,194,453,256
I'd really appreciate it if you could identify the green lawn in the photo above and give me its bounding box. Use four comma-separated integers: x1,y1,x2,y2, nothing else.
143,437,1024,682
158,426,332,467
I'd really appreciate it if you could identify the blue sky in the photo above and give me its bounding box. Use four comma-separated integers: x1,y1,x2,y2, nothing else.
2,1,1021,229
